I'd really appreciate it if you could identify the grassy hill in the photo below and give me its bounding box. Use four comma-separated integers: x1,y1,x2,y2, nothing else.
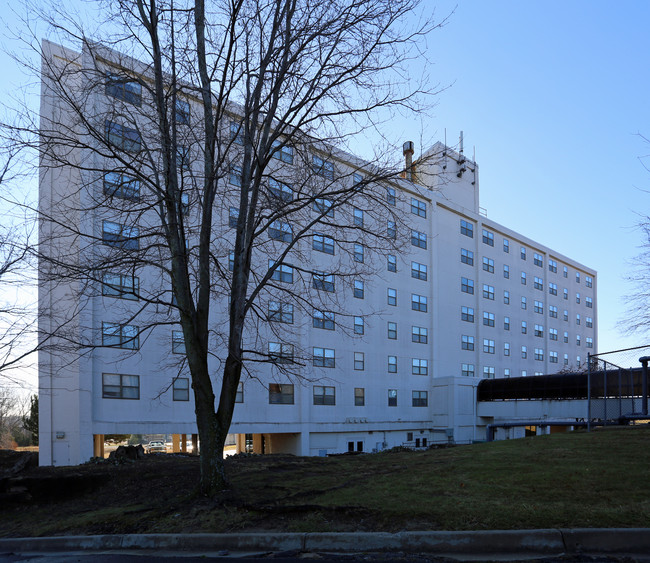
2,426,650,537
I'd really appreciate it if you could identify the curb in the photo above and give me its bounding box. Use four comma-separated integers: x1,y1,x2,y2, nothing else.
0,529,649,557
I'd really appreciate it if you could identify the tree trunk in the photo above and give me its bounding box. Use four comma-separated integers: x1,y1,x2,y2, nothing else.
195,400,227,495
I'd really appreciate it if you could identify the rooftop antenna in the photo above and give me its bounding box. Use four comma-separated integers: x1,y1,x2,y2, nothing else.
457,130,466,178
443,128,447,169
459,130,464,155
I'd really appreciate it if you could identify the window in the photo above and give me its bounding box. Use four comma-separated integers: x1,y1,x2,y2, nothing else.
312,155,334,179
387,254,397,272
230,121,244,144
535,324,544,338
483,312,495,327
269,383,294,404
521,346,527,359
386,187,396,205
388,389,398,406
504,342,510,356
387,322,397,340
102,373,139,400
105,73,141,105
587,337,593,349
313,347,335,368
503,264,510,279
483,339,495,354
228,251,235,271
354,280,364,299
460,219,474,238
387,288,397,306
586,317,593,328
411,197,426,218
461,277,474,294
354,316,365,335
411,230,427,249
268,301,294,324
521,321,527,334
535,348,544,361
269,342,294,364
387,221,397,239
549,259,558,273
563,266,568,278
564,331,569,343
521,272,527,285
564,288,569,300
354,352,365,371
461,306,474,323
412,294,428,312
175,99,190,125
549,305,558,318
388,355,397,373
504,368,511,378
353,207,364,227
271,139,294,164
586,275,593,288
550,328,558,341
462,335,474,351
411,262,427,281
412,358,428,375
483,366,495,379
355,388,365,406
503,239,510,253
520,247,526,260
313,233,335,255
269,220,293,242
576,293,581,304
586,297,593,308
312,271,335,292
229,166,242,187
549,282,558,296
483,257,495,273
550,351,558,364
105,120,141,152
313,198,334,217
173,378,190,401
483,284,495,300
102,322,139,349
103,171,140,200
564,310,569,321
461,248,474,265
313,386,336,406
462,363,475,377
269,260,293,283
576,272,581,283
534,277,543,290
564,354,569,366
412,326,428,344
521,296,527,309
534,300,544,314
102,272,139,300
482,229,494,246
521,370,528,377
228,207,239,228
534,253,543,267
577,355,582,367
576,314,581,325
172,330,186,354
351,243,363,263
504,290,510,304
504,316,510,330
412,391,428,407
102,220,139,250
235,382,244,403
268,178,293,203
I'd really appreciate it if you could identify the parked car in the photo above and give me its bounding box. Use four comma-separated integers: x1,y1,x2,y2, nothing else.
145,441,166,453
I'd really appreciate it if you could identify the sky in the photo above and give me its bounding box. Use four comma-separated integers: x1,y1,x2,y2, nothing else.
1,0,649,390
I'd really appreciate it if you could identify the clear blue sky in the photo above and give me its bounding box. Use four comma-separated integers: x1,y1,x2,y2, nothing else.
1,0,649,383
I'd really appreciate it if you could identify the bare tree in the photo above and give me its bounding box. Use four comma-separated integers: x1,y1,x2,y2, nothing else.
27,0,442,494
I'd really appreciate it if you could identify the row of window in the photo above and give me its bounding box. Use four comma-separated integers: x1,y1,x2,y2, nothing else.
459,221,594,286
460,305,594,329
461,336,593,356
460,355,585,379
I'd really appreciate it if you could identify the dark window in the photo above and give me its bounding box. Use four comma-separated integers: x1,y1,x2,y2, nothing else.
105,73,141,105
269,384,294,404
102,373,139,399
105,120,141,152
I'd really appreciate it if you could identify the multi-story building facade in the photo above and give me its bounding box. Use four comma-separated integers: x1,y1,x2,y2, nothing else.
39,40,597,466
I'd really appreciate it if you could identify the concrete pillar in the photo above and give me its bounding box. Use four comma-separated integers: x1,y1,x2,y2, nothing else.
172,434,180,453
252,433,263,454
235,433,244,453
181,434,187,453
191,434,198,454
93,434,105,458
299,431,310,456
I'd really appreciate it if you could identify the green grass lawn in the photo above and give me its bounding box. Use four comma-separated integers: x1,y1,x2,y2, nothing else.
3,426,650,537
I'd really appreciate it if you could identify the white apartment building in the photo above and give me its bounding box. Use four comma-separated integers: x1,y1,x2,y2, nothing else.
39,40,597,466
